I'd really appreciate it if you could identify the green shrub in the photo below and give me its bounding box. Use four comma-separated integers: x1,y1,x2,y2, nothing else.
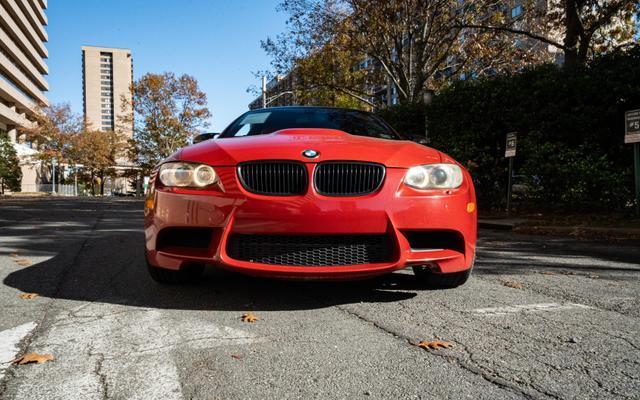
377,47,640,212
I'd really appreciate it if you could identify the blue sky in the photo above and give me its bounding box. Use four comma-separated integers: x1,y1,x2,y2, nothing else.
46,0,286,131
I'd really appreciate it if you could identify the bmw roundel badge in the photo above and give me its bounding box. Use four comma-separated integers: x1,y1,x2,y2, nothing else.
302,149,319,158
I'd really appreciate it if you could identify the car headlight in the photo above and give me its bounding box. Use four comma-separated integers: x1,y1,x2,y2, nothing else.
158,162,219,188
404,164,463,189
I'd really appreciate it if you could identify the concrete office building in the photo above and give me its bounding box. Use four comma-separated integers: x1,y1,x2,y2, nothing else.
81,45,133,137
0,0,49,190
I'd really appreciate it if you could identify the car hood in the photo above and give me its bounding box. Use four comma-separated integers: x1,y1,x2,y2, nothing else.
178,128,442,168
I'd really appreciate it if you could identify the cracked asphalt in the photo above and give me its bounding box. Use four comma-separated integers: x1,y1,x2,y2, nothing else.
0,197,638,400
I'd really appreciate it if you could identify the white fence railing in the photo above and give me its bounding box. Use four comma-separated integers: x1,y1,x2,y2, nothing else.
20,183,77,196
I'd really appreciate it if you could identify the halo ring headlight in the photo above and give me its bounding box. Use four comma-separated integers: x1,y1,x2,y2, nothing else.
159,162,218,188
404,164,463,190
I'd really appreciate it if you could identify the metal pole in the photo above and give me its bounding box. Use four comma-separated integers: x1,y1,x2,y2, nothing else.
261,76,267,109
74,170,78,196
51,162,56,195
506,157,513,215
634,143,640,216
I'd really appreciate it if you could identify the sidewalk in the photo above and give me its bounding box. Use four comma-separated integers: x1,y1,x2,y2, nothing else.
479,215,640,240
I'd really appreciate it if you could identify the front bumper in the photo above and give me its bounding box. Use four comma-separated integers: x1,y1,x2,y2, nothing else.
144,166,477,280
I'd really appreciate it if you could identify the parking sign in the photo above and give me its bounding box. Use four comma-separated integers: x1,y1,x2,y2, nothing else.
505,132,517,158
626,109,640,144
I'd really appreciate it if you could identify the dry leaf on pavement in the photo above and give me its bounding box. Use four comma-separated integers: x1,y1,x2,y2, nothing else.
502,280,523,289
12,353,54,365
14,258,32,267
241,313,259,323
18,293,38,299
416,340,454,350
231,354,243,360
9,253,19,258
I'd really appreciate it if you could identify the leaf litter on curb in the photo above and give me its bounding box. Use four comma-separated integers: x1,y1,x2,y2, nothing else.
12,353,54,365
415,340,454,350
502,280,523,289
18,293,38,299
14,258,32,267
241,313,259,323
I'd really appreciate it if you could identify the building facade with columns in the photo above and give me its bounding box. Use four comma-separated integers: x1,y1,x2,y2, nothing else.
0,0,49,191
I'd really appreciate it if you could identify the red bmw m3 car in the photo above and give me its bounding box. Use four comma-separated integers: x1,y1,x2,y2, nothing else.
144,107,477,288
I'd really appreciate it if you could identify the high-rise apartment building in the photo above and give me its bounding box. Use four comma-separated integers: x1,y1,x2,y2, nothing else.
0,0,49,142
0,0,49,191
81,45,133,137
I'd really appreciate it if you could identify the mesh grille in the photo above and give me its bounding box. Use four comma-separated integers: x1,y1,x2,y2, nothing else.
238,161,307,195
226,234,394,266
314,162,385,196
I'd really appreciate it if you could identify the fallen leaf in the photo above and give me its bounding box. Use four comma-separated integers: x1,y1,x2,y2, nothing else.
589,274,600,279
231,354,243,360
416,340,454,350
241,313,259,323
14,258,32,267
502,280,523,289
18,293,38,299
12,353,54,365
540,271,556,275
9,253,19,258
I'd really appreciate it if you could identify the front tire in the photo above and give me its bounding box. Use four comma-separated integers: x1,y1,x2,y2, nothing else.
146,259,205,284
412,266,472,289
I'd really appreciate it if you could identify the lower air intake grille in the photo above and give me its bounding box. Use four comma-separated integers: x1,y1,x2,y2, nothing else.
226,234,394,266
238,161,307,195
314,162,385,196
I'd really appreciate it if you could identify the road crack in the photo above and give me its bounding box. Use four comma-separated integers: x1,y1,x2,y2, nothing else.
335,304,559,400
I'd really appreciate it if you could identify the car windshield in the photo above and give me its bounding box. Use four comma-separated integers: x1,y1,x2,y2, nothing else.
220,108,402,140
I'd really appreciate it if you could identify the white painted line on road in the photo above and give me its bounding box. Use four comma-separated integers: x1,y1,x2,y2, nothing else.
0,321,37,380
470,303,591,316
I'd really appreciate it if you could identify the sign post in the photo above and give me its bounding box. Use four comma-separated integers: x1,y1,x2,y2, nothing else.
625,109,640,216
505,132,517,215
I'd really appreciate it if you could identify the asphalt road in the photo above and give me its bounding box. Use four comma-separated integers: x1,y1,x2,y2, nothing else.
0,197,638,400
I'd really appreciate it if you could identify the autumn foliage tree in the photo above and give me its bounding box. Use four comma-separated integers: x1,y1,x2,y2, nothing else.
70,129,125,195
23,103,82,166
262,0,549,107
21,102,127,194
122,72,211,174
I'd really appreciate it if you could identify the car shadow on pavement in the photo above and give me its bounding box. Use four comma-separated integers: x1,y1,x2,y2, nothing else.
3,198,639,311
2,198,424,311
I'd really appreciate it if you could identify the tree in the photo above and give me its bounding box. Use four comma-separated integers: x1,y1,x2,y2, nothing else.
122,72,211,173
70,129,126,196
460,0,640,67
22,103,82,165
262,0,544,107
0,131,22,194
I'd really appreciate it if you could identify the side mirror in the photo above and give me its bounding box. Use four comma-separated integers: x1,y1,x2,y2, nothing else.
193,132,219,144
407,134,429,146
